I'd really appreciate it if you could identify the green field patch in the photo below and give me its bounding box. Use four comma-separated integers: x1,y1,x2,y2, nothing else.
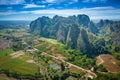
39,37,68,56
39,37,64,46
20,55,32,61
0,49,38,76
0,49,14,57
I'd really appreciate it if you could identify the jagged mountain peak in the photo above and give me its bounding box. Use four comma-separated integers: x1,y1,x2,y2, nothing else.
30,14,120,57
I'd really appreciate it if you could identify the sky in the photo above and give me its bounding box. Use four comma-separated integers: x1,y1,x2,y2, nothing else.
0,0,120,20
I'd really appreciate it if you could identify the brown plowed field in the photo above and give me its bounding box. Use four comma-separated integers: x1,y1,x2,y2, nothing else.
96,54,120,73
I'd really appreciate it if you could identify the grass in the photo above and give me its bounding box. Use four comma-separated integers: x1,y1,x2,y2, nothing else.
40,37,64,46
20,55,32,61
39,37,69,56
0,57,37,75
0,49,14,57
35,41,51,52
0,49,38,76
0,74,16,80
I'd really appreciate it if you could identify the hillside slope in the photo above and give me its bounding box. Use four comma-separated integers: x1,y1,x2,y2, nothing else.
30,14,120,57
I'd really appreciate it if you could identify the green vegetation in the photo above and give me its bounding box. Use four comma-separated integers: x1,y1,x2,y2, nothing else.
12,41,25,51
97,65,108,72
40,37,64,45
0,49,14,57
96,73,120,80
35,40,52,52
112,52,120,60
36,37,95,69
0,49,38,78
30,15,120,58
67,51,95,69
0,17,120,80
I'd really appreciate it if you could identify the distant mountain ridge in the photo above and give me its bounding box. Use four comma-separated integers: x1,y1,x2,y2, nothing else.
30,14,120,57
0,21,30,29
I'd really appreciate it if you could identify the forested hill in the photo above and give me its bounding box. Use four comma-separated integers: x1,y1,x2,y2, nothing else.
30,14,120,57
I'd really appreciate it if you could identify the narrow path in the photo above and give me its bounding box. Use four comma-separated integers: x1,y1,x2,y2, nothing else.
97,55,104,66
42,52,97,78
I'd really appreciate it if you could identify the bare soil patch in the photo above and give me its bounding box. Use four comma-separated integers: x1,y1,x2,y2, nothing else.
0,39,11,50
69,66,83,72
48,46,57,54
55,53,67,60
96,56,104,66
48,46,67,60
10,51,24,58
26,60,36,64
96,54,120,73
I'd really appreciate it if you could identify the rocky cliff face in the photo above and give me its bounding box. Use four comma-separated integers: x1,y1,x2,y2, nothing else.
30,14,120,57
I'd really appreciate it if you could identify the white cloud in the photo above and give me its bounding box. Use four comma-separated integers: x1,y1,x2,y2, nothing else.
0,6,120,20
44,0,77,3
28,7,119,14
29,7,120,19
0,0,25,5
24,4,46,8
45,0,57,3
89,6,114,9
0,11,17,15
82,0,107,3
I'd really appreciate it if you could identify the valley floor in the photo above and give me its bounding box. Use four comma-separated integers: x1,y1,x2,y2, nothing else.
0,28,120,80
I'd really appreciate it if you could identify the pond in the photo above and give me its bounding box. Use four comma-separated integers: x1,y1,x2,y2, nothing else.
50,63,61,74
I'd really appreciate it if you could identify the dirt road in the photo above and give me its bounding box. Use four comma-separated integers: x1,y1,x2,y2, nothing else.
42,52,97,78
97,55,104,66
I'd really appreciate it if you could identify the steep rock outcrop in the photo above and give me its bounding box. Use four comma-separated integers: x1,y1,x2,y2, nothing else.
30,14,120,57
